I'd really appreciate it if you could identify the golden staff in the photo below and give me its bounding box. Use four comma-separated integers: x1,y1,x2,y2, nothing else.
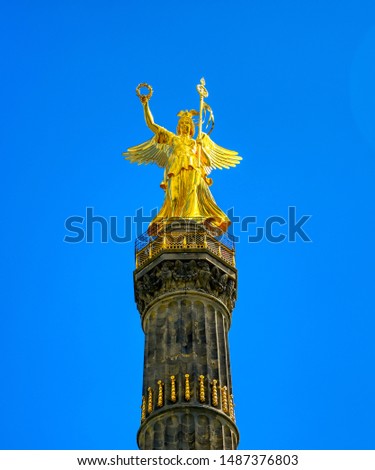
196,77,208,166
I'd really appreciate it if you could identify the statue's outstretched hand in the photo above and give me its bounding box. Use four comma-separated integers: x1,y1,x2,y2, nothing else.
136,83,153,105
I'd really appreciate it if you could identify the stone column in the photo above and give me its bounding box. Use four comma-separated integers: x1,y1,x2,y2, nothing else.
134,224,239,450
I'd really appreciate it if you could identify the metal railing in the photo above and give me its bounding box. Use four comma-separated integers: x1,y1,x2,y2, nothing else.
135,220,236,269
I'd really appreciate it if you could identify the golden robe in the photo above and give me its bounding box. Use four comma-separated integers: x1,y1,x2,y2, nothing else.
152,135,230,232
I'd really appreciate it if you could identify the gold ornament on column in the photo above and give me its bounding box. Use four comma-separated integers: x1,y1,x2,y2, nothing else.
199,375,206,403
229,394,235,421
141,396,146,423
147,387,153,414
221,386,229,413
185,374,191,401
170,375,177,403
211,379,219,407
157,380,164,408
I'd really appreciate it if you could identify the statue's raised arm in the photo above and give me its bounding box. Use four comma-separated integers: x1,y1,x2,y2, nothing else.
142,100,159,135
123,84,173,168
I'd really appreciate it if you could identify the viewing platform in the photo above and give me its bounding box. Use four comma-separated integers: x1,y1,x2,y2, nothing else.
135,219,236,269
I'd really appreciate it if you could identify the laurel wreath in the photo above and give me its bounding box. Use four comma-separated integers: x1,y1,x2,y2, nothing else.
136,83,153,101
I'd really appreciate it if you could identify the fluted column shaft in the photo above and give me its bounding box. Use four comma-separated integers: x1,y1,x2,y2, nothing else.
134,248,238,450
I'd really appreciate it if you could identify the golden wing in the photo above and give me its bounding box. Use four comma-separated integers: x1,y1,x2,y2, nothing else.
200,133,242,174
123,130,172,168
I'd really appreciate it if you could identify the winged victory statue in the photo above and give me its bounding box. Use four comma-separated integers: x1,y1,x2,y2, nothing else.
124,79,242,233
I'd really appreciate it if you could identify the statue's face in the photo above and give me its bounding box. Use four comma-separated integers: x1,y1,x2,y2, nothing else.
177,119,192,136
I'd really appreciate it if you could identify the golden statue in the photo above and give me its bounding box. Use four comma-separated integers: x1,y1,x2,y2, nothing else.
124,79,242,233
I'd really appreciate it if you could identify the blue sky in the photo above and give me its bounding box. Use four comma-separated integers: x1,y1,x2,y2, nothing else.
1,0,374,450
